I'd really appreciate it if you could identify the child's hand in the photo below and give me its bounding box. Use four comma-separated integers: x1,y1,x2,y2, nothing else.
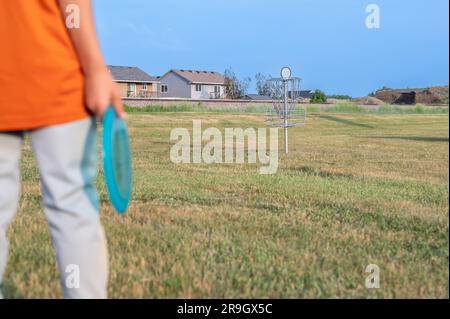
85,70,125,119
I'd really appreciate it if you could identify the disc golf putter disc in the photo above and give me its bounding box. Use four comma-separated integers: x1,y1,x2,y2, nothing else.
102,107,132,214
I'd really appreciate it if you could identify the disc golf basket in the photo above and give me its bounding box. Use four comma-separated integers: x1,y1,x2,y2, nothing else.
266,67,306,154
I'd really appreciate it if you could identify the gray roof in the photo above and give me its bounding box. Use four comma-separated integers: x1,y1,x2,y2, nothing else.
289,90,314,99
167,69,226,84
245,94,272,101
108,65,160,83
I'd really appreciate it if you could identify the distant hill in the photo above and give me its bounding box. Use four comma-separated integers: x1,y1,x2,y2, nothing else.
375,86,449,105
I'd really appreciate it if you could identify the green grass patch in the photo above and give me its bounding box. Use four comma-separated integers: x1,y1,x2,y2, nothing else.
124,104,271,114
126,103,448,115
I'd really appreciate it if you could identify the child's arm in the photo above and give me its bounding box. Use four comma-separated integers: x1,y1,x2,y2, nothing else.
58,0,125,118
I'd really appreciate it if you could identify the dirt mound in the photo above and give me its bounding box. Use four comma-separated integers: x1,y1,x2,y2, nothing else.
416,89,444,104
375,86,449,105
428,86,449,104
353,96,386,105
364,96,386,105
376,90,415,104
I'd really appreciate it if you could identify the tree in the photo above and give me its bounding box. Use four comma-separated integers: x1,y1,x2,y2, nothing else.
310,90,327,103
255,73,276,97
224,68,251,99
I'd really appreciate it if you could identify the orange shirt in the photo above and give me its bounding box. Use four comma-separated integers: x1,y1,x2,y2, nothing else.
0,0,89,131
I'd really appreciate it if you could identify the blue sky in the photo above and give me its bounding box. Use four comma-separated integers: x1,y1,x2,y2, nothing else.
94,0,449,97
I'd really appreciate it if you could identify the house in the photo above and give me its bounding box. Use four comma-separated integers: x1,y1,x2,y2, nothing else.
108,66,160,98
289,90,314,100
159,69,226,99
244,94,272,101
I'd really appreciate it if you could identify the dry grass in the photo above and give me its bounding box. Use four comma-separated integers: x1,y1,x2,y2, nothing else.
2,112,449,298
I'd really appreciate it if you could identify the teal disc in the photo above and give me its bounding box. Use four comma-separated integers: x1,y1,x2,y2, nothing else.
102,107,132,214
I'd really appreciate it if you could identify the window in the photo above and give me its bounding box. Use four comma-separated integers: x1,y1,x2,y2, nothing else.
161,85,168,93
127,83,136,96
142,83,148,91
212,85,221,98
195,84,202,92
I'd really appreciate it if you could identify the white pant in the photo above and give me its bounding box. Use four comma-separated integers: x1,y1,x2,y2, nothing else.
0,118,108,299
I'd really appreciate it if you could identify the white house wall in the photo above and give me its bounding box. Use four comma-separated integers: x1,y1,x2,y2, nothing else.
160,72,191,98
191,84,224,99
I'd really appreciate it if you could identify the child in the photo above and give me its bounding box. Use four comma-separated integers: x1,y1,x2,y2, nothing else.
0,0,124,298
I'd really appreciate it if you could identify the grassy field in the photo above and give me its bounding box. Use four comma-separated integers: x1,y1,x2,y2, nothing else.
3,111,449,298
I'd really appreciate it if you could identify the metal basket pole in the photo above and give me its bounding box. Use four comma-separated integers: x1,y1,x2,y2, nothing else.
283,78,289,154
266,68,306,156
